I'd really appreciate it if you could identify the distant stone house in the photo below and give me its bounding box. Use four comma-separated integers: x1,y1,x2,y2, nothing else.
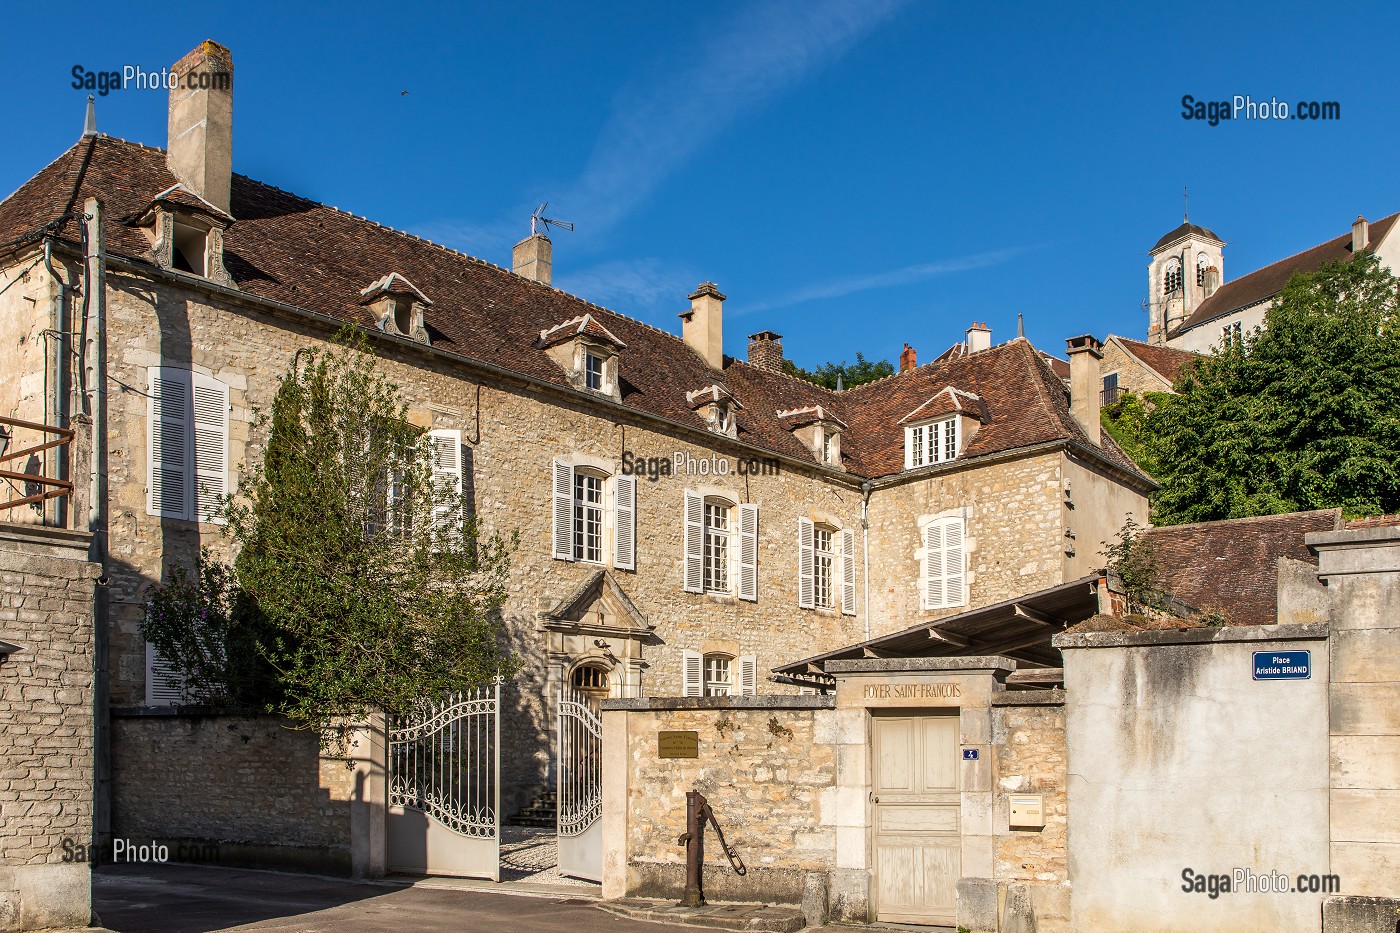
0,42,1151,874
1146,213,1400,354
1096,335,1199,403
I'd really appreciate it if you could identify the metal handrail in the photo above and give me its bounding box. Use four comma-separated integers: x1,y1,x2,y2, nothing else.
0,415,75,512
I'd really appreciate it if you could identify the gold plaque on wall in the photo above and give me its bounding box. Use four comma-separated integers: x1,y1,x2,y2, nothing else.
658,730,699,758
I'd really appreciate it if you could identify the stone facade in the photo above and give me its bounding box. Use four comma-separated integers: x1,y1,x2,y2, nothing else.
0,522,99,932
1099,337,1173,398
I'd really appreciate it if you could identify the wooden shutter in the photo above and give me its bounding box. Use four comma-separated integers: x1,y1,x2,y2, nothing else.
145,642,185,706
797,517,815,609
614,474,636,571
737,656,757,696
924,520,945,609
429,429,463,538
840,527,857,616
683,490,704,593
147,367,191,520
552,458,574,560
191,374,230,524
737,503,758,601
682,650,703,697
944,516,966,607
904,425,915,470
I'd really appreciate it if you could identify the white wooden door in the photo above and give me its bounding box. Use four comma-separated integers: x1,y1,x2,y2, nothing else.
871,715,961,924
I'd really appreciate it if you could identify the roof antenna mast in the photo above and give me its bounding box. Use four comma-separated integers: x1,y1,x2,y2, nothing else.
530,202,575,237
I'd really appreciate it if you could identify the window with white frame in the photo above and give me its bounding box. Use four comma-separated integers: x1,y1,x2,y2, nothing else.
146,366,230,524
682,491,757,599
682,650,756,696
703,500,730,594
583,350,606,391
573,470,605,563
551,459,636,570
922,514,967,610
905,416,959,469
1221,320,1243,347
812,526,834,609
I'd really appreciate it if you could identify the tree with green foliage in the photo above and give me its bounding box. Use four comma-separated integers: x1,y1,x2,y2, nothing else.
141,332,516,743
1146,253,1400,525
783,352,894,390
1099,515,1165,615
1100,390,1171,478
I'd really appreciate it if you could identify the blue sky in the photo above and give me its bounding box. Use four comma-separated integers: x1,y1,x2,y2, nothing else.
4,2,1396,370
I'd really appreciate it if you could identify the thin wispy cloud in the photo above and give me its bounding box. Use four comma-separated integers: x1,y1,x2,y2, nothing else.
566,0,910,234
555,258,697,312
412,0,908,253
738,247,1032,315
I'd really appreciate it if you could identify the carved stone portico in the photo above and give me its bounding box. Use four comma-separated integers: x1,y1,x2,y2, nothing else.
539,570,656,707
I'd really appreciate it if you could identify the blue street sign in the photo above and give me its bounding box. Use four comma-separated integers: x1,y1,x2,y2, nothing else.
1252,650,1311,680
962,748,979,760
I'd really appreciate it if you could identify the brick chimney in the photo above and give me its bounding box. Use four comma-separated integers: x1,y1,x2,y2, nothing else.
1353,215,1369,253
899,342,917,372
1065,335,1103,446
967,321,992,353
747,331,783,372
513,233,552,285
167,41,234,214
681,283,726,370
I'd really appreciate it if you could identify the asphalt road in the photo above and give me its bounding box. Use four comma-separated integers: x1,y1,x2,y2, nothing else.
93,864,676,933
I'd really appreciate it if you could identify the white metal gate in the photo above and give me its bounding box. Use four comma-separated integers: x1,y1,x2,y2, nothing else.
557,685,603,882
387,681,501,879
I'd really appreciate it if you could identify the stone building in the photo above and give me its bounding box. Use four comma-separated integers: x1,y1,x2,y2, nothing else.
0,42,1149,887
1096,334,1198,403
1146,212,1400,353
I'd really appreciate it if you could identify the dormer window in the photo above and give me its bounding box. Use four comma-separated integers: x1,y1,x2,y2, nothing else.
777,405,846,469
133,184,234,287
687,384,742,438
538,314,625,400
906,416,958,468
359,273,432,346
584,350,606,391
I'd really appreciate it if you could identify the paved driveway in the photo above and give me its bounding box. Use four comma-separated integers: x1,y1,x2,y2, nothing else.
94,864,675,933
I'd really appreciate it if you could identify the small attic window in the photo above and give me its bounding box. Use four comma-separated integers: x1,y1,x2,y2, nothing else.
584,350,606,391
171,222,208,276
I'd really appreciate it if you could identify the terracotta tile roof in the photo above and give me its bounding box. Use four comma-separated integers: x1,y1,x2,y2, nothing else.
1171,213,1400,336
1144,509,1342,625
0,137,1151,486
1344,514,1400,529
1113,337,1201,385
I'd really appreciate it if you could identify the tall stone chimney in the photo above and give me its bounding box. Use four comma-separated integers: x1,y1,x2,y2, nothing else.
681,283,725,370
167,40,234,214
967,321,992,353
513,233,552,285
1065,335,1103,446
899,343,917,372
747,331,783,372
1353,215,1369,253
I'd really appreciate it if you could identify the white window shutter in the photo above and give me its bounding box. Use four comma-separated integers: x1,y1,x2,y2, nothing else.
840,528,856,616
190,374,230,524
945,516,966,607
551,458,574,560
145,642,185,706
428,429,463,537
683,490,704,593
797,517,815,610
614,474,637,571
682,650,703,697
147,367,191,520
904,426,915,470
737,655,757,696
924,520,946,609
737,503,758,601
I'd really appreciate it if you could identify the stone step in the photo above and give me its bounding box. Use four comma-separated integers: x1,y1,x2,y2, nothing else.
596,898,806,933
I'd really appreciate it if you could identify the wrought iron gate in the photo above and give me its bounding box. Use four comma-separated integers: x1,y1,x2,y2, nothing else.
387,681,501,879
557,685,603,882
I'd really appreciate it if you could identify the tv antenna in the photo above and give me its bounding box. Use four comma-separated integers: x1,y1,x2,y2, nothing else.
530,202,574,237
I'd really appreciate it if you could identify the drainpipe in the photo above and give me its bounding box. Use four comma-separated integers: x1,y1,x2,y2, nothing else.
82,197,111,846
42,238,69,528
861,480,872,641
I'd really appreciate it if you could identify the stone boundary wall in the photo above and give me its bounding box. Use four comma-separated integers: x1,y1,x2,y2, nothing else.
110,711,357,874
600,696,837,907
0,522,99,932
